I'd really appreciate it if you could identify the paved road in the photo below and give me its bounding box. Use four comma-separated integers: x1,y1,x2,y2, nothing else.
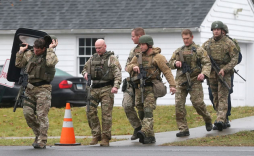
0,116,253,156
0,146,253,156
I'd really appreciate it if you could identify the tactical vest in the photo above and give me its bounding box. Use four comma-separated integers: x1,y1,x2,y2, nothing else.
177,44,202,77
90,51,114,82
26,53,56,83
206,36,231,65
140,53,160,82
127,46,141,63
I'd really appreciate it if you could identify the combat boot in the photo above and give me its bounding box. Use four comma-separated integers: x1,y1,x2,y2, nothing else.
213,121,218,130
226,118,231,127
176,131,190,137
215,121,224,131
32,136,38,147
131,126,142,140
100,135,109,147
90,136,101,145
33,140,46,149
143,136,156,144
205,123,213,131
137,130,146,143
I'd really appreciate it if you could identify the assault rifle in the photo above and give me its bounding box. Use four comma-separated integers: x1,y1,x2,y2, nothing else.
137,53,147,104
85,62,92,112
234,69,246,82
209,56,231,91
13,68,28,112
178,49,192,91
180,62,192,91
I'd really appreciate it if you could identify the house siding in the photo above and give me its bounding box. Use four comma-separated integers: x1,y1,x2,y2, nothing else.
200,0,254,106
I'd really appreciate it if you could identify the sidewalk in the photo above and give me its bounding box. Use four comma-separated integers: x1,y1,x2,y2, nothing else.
1,116,254,146
110,116,254,146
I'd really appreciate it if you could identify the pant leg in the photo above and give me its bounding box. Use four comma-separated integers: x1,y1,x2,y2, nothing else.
227,75,234,118
87,88,101,138
101,86,114,140
141,86,156,137
135,88,144,121
208,87,215,110
34,86,51,144
23,88,40,137
175,85,188,132
189,82,212,124
122,85,141,129
217,74,230,122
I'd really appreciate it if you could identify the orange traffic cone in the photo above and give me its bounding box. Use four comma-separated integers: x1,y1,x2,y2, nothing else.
55,103,81,146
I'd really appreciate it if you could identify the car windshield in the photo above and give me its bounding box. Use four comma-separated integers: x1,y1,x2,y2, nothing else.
19,35,38,46
55,68,72,76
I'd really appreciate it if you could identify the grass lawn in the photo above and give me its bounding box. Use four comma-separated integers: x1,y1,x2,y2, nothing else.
0,105,253,137
0,138,120,146
163,130,254,146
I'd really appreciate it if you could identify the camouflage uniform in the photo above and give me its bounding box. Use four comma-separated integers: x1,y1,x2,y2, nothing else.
202,36,239,124
122,45,142,130
15,48,58,147
81,51,122,140
208,35,242,123
169,42,212,133
126,47,176,138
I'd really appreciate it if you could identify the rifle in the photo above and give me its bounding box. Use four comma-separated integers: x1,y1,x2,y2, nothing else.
180,62,192,91
13,68,28,112
137,53,147,104
234,69,246,81
209,56,231,91
179,50,192,91
85,61,92,112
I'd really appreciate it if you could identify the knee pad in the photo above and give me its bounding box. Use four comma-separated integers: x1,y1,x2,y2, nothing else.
144,107,153,118
138,111,144,120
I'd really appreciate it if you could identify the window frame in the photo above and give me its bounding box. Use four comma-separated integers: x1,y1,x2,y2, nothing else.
76,35,104,76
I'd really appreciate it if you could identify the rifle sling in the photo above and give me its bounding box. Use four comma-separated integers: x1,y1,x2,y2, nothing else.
23,98,36,111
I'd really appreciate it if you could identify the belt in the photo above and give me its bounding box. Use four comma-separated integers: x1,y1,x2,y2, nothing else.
92,81,114,88
133,82,153,89
31,81,50,86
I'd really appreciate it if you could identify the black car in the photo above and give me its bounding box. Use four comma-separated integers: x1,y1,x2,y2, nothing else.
0,65,87,107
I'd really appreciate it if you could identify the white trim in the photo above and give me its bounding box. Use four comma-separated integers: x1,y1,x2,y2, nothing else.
63,121,73,128
0,28,200,35
64,110,72,118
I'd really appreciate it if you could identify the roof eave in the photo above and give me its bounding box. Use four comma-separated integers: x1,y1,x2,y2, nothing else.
0,27,201,35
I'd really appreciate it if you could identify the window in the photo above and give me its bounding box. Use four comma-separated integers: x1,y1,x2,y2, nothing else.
77,38,103,74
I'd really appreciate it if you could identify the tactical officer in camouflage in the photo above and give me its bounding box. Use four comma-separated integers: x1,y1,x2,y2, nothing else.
169,29,213,137
208,23,242,130
82,39,122,147
126,35,176,144
15,37,59,149
202,21,239,131
122,27,144,140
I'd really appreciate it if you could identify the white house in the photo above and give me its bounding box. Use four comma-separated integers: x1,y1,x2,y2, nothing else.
0,0,253,106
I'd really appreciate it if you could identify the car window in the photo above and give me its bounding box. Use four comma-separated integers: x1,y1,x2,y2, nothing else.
19,35,37,46
55,68,72,76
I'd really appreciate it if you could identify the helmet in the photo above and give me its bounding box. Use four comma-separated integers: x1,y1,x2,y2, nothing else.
138,35,153,46
50,35,57,42
211,21,224,31
222,24,229,34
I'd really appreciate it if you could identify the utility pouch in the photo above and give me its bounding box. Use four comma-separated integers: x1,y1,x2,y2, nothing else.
26,62,35,73
152,79,167,98
122,78,127,92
